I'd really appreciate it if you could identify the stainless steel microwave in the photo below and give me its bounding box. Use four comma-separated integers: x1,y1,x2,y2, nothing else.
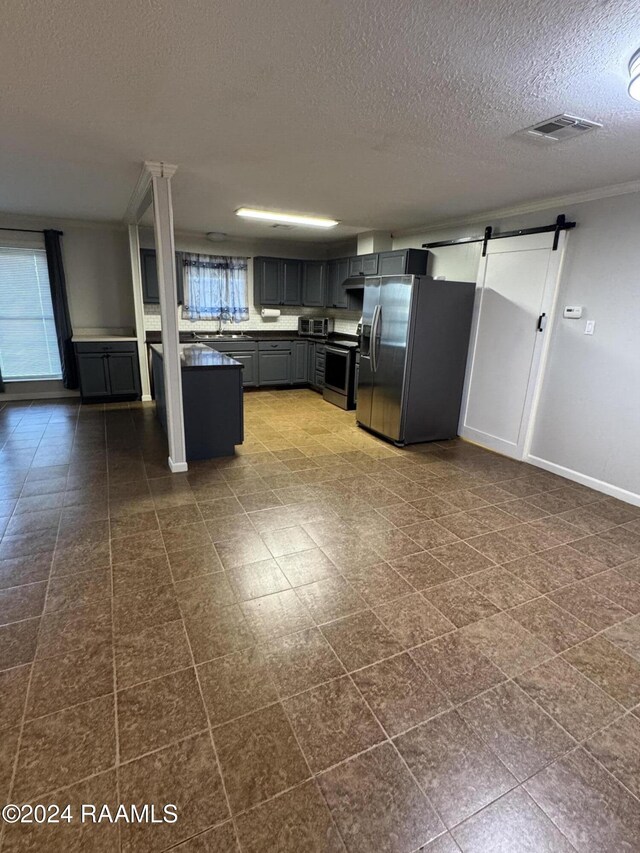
298,317,334,337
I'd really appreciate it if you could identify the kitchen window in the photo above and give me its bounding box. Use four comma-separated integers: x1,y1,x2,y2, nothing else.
0,246,62,381
182,253,249,322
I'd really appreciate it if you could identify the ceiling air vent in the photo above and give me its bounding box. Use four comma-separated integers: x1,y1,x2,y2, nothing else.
516,114,602,143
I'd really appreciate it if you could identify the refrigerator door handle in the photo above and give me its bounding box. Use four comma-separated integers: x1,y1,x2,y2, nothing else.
370,305,381,373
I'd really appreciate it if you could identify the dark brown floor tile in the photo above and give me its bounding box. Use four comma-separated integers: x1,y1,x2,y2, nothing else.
215,531,272,569
174,572,236,618
562,635,640,708
113,584,181,633
0,529,57,560
352,652,450,736
460,612,552,677
110,511,161,540
57,518,110,548
162,521,213,555
403,519,460,550
171,822,239,852
13,694,115,799
205,513,256,543
321,610,402,671
0,663,30,731
284,675,384,771
235,779,345,853
242,589,313,641
460,682,574,782
368,527,422,561
440,490,489,511
51,539,111,577
451,786,575,853
0,724,20,803
419,834,462,853
155,503,202,530
318,742,444,852
184,603,254,663
0,617,40,670
36,600,111,659
525,747,640,851
26,641,113,720
390,551,456,590
466,532,529,564
5,508,60,535
116,619,192,689
605,614,640,661
411,633,505,704
0,552,51,590
296,576,367,624
112,553,172,595
395,709,515,828
0,580,47,625
548,581,631,630
110,530,166,565
263,627,344,697
377,502,428,527
466,567,538,609
509,598,593,653
46,567,111,614
340,562,413,607
422,579,500,627
261,524,316,557
198,646,277,726
584,713,640,799
515,655,622,740
502,554,574,593
375,592,455,647
569,533,632,568
118,667,208,761
619,558,640,584
119,732,229,853
276,547,338,587
168,544,224,581
409,494,461,517
214,702,309,813
227,557,291,601
320,535,382,571
498,523,560,554
586,568,640,613
428,541,495,578
435,512,492,540
470,503,532,529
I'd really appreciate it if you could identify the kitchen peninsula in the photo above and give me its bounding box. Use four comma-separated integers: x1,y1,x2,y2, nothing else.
150,343,243,460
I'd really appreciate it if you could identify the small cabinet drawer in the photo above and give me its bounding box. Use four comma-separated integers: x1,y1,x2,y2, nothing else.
74,341,137,354
258,340,293,351
205,341,256,353
315,344,326,356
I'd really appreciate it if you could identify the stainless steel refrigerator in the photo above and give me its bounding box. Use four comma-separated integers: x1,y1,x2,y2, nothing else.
356,275,475,445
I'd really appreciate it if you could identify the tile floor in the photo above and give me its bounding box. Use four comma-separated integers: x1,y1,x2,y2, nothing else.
0,388,639,852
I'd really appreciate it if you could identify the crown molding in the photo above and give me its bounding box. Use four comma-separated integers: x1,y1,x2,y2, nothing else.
393,177,640,238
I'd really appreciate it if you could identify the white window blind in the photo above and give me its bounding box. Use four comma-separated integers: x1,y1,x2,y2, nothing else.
0,247,62,381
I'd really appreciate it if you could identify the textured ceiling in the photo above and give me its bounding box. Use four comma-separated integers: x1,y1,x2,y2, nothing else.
1,0,639,241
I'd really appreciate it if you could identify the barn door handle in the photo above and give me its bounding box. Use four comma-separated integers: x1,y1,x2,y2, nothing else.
537,313,547,332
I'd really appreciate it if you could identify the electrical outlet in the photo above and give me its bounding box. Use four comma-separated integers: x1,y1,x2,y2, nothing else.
584,320,595,335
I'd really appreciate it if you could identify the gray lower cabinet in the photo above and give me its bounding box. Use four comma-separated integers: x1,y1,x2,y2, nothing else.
259,350,291,385
75,342,141,401
205,341,258,387
292,340,308,383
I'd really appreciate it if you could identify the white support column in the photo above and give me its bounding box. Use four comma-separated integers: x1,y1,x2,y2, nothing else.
128,224,152,401
148,162,187,473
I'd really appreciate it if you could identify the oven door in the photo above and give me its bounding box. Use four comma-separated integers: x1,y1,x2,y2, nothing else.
324,345,351,395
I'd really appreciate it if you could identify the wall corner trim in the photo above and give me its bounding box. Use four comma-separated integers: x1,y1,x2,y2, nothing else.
168,457,189,473
526,454,640,508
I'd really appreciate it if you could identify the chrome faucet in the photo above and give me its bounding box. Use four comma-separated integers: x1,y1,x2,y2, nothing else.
218,315,224,334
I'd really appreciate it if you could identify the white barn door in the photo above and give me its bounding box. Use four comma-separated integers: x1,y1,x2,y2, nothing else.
459,232,566,460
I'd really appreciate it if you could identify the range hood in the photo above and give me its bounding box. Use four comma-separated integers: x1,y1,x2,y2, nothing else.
343,275,366,290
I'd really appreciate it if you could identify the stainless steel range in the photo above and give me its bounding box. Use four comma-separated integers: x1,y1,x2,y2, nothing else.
322,339,358,410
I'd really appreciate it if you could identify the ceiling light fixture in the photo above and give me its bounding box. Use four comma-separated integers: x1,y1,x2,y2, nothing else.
235,208,339,228
629,49,640,101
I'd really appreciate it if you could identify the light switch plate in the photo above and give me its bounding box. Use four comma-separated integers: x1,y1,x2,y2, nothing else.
584,320,595,335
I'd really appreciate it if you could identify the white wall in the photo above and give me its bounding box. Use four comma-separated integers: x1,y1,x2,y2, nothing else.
394,192,640,501
140,228,360,335
0,213,134,334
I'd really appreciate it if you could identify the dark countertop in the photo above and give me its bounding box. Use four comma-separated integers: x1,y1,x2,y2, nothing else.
145,330,359,344
150,343,242,370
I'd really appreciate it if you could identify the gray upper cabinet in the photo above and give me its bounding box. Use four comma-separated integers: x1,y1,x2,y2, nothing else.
282,259,302,305
349,253,378,277
378,249,429,277
140,248,184,305
302,261,326,307
327,258,350,309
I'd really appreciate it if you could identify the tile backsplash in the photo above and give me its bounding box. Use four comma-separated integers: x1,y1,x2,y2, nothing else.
143,304,360,336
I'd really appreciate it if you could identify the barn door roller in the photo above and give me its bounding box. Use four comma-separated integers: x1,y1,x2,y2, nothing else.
423,214,575,256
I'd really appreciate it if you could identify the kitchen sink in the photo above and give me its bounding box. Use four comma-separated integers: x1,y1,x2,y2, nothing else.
192,333,253,341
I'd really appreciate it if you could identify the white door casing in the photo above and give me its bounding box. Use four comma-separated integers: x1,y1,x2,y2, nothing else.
459,232,567,460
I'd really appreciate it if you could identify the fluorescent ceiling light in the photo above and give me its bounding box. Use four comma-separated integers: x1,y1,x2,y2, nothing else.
629,49,640,101
235,208,339,228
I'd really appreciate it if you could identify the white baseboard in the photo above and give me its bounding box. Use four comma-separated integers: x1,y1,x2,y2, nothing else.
142,394,152,402
168,456,188,473
527,454,640,508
